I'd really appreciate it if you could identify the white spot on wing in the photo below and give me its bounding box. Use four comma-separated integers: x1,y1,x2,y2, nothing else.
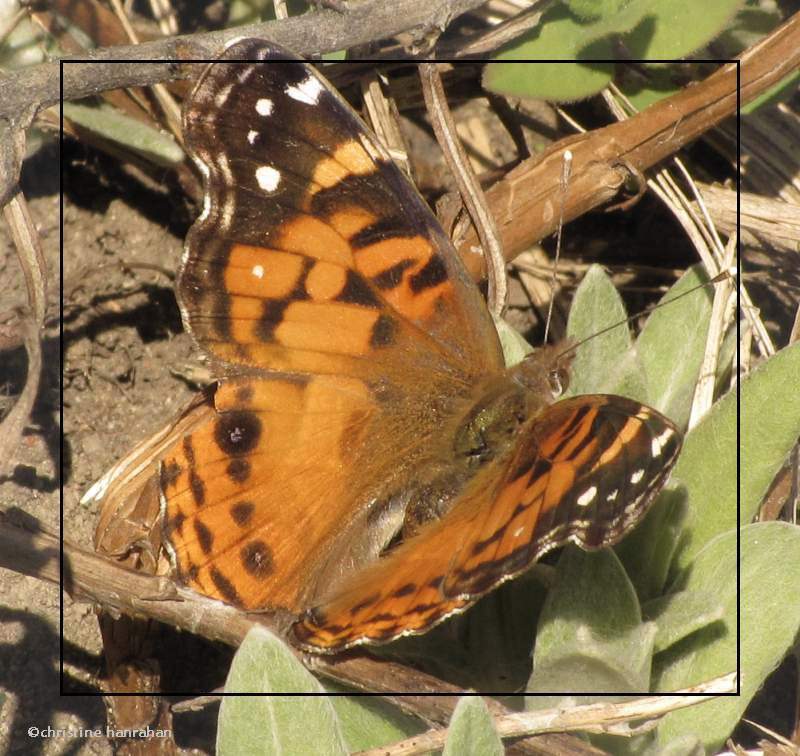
214,82,235,108
630,469,645,484
607,489,618,502
247,130,259,145
193,157,212,222
252,264,264,279
256,165,281,192
216,153,235,231
576,486,598,508
286,75,323,105
255,98,273,116
652,428,674,458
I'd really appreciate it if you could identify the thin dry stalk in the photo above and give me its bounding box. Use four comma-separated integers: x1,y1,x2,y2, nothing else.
690,235,738,427
361,72,412,178
355,673,738,756
0,188,47,476
419,62,507,315
109,0,183,142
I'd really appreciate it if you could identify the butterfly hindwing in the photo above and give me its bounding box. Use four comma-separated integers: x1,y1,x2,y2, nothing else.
292,395,680,652
160,374,408,613
443,395,682,597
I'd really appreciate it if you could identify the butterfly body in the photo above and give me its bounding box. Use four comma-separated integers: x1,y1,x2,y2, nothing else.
144,41,685,653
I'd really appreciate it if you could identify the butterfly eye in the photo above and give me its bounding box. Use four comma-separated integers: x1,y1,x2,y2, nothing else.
548,366,569,397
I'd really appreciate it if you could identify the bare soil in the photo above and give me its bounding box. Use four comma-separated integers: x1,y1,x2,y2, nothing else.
0,140,221,754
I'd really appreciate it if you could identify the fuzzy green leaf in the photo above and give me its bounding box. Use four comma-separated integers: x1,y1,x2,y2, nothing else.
637,265,712,425
326,692,423,751
565,264,648,401
217,627,347,756
443,697,504,756
483,6,616,102
527,548,655,697
738,340,800,526
63,102,183,168
643,589,725,654
493,313,534,367
671,340,800,574
625,0,745,58
655,523,800,752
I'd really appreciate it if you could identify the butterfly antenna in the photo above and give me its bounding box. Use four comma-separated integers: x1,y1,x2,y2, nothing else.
544,149,573,345
554,267,736,363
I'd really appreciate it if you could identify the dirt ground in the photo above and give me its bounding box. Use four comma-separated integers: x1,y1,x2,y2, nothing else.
0,138,221,754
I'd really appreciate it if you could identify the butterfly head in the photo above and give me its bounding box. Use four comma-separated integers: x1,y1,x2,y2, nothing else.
507,341,576,401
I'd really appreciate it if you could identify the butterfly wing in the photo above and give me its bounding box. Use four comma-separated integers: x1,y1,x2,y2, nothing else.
161,375,397,612
160,42,504,614
181,40,502,380
293,395,681,652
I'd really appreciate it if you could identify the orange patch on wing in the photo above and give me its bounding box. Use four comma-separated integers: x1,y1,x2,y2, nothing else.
355,237,452,321
384,279,450,324
278,216,353,266
477,474,528,550
523,472,548,507
227,306,260,346
212,341,368,376
226,245,306,299
215,378,306,414
225,295,267,323
328,207,377,239
334,140,377,174
539,406,597,462
452,474,531,577
305,261,347,301
275,301,380,356
305,373,372,413
309,141,376,193
493,493,541,569
354,237,430,277
540,461,576,516
591,416,641,471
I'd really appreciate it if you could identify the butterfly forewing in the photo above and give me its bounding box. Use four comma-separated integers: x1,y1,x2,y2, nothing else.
181,40,502,381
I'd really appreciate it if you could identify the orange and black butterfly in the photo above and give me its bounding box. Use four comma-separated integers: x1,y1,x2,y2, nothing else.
94,40,681,654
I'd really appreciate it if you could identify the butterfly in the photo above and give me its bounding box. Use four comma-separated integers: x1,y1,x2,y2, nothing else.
93,40,682,655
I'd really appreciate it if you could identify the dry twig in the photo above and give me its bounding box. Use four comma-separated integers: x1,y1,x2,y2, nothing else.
454,12,800,280
355,673,738,756
420,62,508,315
0,187,47,477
